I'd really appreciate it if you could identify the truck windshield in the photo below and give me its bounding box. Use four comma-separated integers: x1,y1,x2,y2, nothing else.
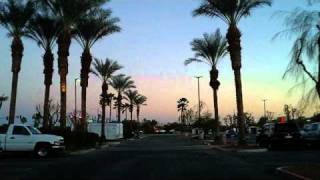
27,126,41,134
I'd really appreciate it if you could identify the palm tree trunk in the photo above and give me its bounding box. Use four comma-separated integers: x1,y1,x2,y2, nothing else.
137,107,139,122
9,37,23,124
109,102,112,122
57,31,71,129
317,36,320,99
80,48,92,131
213,89,220,139
125,109,128,120
210,67,220,141
117,93,121,122
227,24,246,145
43,49,54,129
101,103,106,142
130,107,133,121
100,81,108,142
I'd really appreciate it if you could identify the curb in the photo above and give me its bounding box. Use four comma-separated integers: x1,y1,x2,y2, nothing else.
69,143,112,155
211,145,234,152
237,148,268,153
277,167,312,180
69,148,96,155
211,145,268,153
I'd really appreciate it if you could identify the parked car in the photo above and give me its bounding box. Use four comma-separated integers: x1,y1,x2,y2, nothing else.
0,124,65,157
301,122,320,146
225,129,237,139
256,122,303,149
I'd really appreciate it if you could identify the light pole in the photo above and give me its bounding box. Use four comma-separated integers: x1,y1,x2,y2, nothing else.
262,99,268,118
74,78,79,125
195,76,202,120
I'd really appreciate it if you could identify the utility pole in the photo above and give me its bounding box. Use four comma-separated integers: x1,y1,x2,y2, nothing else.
195,76,202,120
74,78,79,125
262,99,268,118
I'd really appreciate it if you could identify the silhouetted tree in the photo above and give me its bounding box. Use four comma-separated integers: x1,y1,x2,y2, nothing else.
110,74,135,122
193,0,272,145
75,8,120,130
40,0,107,128
92,58,122,141
0,0,35,124
124,89,139,122
185,29,227,138
134,94,147,123
26,13,59,129
275,2,320,110
177,98,189,124
0,95,8,111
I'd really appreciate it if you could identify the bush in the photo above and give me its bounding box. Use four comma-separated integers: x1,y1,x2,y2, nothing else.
40,128,99,150
122,120,139,139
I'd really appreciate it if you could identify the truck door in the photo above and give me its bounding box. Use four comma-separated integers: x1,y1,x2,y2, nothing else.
5,126,33,151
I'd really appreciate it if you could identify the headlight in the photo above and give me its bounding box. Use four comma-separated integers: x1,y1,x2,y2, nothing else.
54,139,64,146
54,141,61,145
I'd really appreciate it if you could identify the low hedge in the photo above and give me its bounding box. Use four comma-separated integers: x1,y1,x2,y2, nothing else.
40,128,99,150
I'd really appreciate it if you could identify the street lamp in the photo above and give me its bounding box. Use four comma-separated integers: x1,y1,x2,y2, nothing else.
195,76,202,120
74,78,80,125
262,99,268,118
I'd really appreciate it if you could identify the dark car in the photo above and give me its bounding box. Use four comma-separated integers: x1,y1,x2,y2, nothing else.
257,122,303,149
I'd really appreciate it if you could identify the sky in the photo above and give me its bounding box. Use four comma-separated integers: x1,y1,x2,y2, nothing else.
0,0,318,123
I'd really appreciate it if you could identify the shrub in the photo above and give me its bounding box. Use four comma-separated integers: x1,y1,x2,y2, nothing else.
40,128,99,150
122,120,139,139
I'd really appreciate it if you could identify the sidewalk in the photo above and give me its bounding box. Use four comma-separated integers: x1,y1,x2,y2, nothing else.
277,165,320,180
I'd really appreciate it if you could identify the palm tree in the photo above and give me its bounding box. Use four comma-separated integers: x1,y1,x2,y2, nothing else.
0,0,35,124
75,9,120,130
185,29,227,140
0,95,8,111
92,58,122,141
177,98,189,124
193,0,272,145
26,14,59,129
122,102,130,120
134,94,147,122
40,0,107,128
106,93,114,122
124,89,139,122
110,74,135,122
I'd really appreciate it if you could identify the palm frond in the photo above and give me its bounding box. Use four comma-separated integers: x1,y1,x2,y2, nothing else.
185,29,227,67
193,0,272,25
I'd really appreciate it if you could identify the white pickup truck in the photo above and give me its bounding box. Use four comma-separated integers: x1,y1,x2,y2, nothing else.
0,124,65,157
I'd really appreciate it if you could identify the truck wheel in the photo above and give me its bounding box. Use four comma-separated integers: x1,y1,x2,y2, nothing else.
35,144,50,158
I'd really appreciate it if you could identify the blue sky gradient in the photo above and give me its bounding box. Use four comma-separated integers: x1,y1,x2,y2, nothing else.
0,0,317,123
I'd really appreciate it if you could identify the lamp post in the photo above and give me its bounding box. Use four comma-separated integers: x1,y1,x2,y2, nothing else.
262,99,268,118
195,76,202,120
74,78,79,126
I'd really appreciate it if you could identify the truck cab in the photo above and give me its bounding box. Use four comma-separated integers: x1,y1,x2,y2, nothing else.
0,124,65,157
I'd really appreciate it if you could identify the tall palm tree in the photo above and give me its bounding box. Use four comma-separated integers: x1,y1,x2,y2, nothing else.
134,94,147,122
122,102,130,120
124,90,138,122
110,74,135,122
185,29,227,140
177,98,189,124
0,0,35,124
193,0,272,145
40,0,107,128
26,14,59,129
106,93,114,122
0,95,8,111
75,9,120,130
92,58,122,141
